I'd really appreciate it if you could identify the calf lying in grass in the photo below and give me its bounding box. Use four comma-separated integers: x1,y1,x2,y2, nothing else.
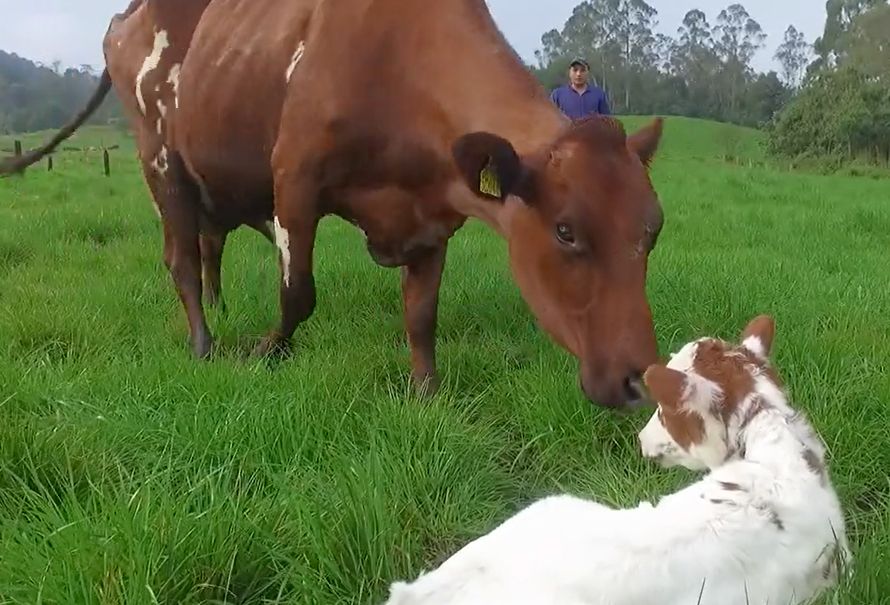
382,316,849,605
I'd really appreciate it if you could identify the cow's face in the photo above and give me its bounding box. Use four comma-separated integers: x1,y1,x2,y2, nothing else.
452,117,664,409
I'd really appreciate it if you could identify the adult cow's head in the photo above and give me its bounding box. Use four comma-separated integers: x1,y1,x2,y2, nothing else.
452,116,665,409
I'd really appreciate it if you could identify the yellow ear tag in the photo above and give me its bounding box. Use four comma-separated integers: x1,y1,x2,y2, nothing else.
479,158,501,198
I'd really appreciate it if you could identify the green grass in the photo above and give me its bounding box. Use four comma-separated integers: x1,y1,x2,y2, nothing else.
1,116,889,604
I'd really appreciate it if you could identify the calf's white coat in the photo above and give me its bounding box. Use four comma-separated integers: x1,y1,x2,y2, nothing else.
383,316,849,605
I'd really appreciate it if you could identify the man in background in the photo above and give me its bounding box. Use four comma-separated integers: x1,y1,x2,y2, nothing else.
550,58,611,120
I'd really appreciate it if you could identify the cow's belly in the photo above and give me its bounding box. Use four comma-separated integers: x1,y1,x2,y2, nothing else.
172,0,316,226
335,187,465,267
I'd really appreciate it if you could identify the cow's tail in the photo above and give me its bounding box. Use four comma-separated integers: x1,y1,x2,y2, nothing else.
0,68,113,177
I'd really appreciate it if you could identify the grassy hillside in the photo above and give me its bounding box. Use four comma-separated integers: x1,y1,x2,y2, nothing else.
0,117,888,603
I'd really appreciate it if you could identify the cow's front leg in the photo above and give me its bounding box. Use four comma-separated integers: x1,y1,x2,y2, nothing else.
401,246,447,398
252,180,319,358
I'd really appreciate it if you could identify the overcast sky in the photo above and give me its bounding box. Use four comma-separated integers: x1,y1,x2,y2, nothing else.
1,0,825,74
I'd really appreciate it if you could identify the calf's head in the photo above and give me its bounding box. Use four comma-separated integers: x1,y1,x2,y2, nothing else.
637,315,783,470
452,117,664,409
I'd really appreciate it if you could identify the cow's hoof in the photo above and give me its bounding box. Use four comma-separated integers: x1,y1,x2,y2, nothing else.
251,334,292,359
193,335,214,360
205,294,226,314
412,372,440,399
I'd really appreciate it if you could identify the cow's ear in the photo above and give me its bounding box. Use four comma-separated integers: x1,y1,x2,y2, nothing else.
627,117,664,167
452,132,531,202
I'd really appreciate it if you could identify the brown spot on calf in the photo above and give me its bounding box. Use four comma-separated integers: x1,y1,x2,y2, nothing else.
644,365,707,449
691,339,757,422
803,449,826,483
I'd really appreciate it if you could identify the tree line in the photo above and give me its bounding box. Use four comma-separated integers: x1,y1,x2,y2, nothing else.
2,2,887,167
0,51,123,135
530,0,890,167
530,1,806,128
769,1,890,166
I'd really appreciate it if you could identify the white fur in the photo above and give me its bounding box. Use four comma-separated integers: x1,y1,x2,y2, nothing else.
151,146,168,178
168,63,181,109
383,335,849,605
135,29,169,115
285,41,306,83
273,217,291,287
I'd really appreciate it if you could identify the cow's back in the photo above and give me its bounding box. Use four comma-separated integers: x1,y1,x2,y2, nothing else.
173,0,318,226
174,0,562,230
103,0,211,176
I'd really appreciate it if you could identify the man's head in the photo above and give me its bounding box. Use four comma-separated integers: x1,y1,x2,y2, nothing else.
451,117,665,409
569,59,590,88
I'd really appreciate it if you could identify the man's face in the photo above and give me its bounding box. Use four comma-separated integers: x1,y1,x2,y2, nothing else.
570,64,589,87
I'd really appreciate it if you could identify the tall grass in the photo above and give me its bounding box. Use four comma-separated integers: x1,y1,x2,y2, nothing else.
0,117,888,603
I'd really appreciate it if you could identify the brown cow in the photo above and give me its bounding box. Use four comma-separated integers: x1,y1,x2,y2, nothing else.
2,0,666,409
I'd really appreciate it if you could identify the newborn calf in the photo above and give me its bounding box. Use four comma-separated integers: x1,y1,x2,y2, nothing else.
382,316,849,605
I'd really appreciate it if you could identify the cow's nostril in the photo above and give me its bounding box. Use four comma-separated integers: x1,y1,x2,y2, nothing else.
623,372,646,402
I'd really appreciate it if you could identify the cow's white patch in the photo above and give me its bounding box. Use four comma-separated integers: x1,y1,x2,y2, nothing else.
273,217,292,287
155,99,168,135
168,63,181,109
285,41,306,83
151,146,168,178
135,29,170,115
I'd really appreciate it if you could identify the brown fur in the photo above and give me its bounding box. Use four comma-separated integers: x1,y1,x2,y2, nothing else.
803,449,827,484
1,0,666,407
692,339,758,422
644,366,706,449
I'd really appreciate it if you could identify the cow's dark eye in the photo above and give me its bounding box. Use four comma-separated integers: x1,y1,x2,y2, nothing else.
555,223,575,245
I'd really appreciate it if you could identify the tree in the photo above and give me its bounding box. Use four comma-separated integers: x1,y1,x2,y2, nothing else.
714,4,767,116
770,2,890,167
814,0,884,67
0,51,125,134
528,1,789,127
612,0,659,111
839,2,890,78
775,25,811,89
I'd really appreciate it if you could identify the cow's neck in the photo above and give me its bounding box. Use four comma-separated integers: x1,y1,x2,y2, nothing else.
392,0,571,237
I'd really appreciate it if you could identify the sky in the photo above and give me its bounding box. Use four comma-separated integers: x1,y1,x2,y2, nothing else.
0,0,826,74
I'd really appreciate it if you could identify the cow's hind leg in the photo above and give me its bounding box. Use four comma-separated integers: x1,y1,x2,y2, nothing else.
251,176,319,358
200,229,227,310
201,220,273,312
401,246,447,397
153,152,213,358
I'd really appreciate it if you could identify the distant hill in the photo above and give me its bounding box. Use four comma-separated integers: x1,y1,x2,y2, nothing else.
0,51,124,135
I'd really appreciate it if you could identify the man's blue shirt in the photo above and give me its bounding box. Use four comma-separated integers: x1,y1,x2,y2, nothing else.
550,85,611,120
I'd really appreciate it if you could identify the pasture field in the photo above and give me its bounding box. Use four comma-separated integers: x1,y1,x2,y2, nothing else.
0,117,889,604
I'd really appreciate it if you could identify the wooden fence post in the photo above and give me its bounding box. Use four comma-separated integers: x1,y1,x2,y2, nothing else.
14,140,22,157
103,148,110,177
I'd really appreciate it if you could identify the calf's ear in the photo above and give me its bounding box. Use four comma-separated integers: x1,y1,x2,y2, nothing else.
452,132,532,202
740,315,775,359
